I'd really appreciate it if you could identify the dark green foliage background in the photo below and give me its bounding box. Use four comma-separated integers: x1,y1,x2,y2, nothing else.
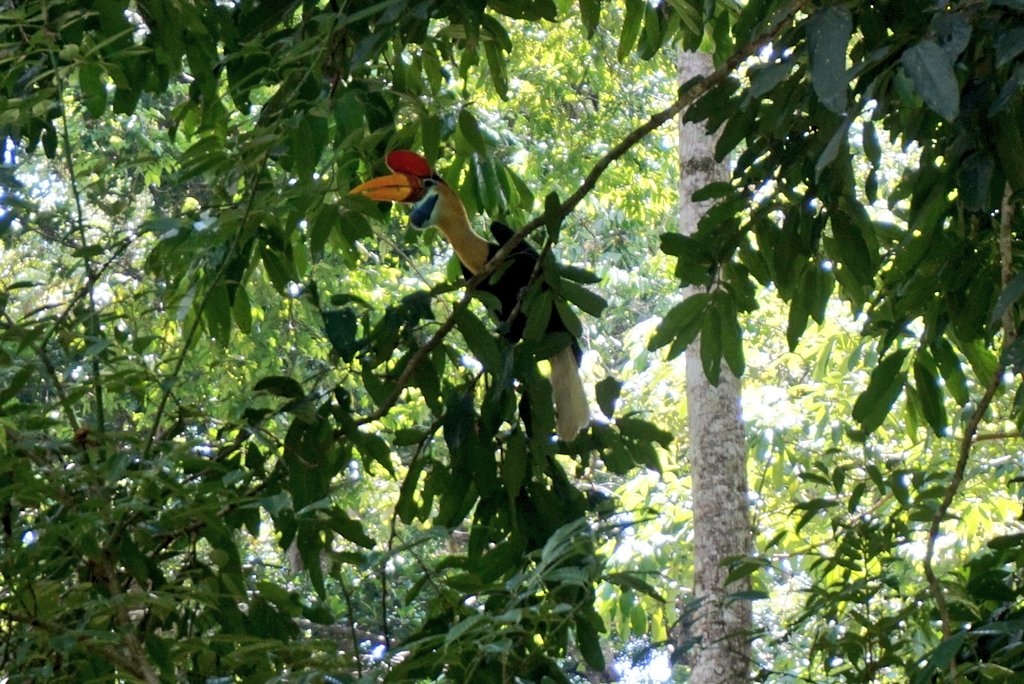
4,0,1024,682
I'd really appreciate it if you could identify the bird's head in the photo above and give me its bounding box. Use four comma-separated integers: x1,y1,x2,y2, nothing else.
349,150,460,230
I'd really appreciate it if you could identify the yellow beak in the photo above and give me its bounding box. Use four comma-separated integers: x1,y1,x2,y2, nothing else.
348,173,424,203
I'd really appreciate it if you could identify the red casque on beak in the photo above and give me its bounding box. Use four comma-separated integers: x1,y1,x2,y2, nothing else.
348,173,425,203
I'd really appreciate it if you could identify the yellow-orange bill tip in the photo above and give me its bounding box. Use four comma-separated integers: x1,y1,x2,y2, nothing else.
348,174,422,202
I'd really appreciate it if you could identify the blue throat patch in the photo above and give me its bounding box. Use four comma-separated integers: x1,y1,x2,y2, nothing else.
410,194,439,228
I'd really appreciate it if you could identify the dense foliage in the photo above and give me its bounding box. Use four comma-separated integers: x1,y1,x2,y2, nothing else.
660,0,1024,680
0,1,681,681
3,0,1024,682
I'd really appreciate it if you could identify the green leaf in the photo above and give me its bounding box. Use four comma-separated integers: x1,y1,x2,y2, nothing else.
807,5,852,113
544,191,562,242
829,207,875,290
260,491,291,516
445,614,489,645
604,571,667,602
559,280,606,317
421,114,442,165
333,89,364,139
700,305,723,385
933,11,971,62
471,441,499,498
232,286,253,334
255,375,305,399
575,612,606,671
397,458,426,523
502,430,527,497
913,354,947,435
990,272,1024,326
996,27,1024,68
204,284,232,344
786,265,813,350
683,78,740,125
918,631,967,682
455,308,501,370
957,152,996,212
795,498,841,532
961,338,998,388
1001,333,1024,374
815,116,852,181
995,110,1024,192
556,263,601,284
648,293,709,356
932,338,969,406
484,41,509,100
458,108,488,155
329,507,375,548
352,428,394,475
691,181,735,203
714,291,745,377
323,308,360,362
990,63,1024,116
723,556,769,585
749,59,794,98
852,349,910,433
309,205,335,261
0,365,34,406
618,0,643,61
617,415,671,445
580,0,600,38
863,120,881,166
553,299,583,340
522,290,554,341
79,62,107,118
480,13,513,51
595,376,622,419
262,248,295,292
902,39,960,122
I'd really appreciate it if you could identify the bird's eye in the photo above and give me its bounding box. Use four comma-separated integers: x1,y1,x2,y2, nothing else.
423,178,436,188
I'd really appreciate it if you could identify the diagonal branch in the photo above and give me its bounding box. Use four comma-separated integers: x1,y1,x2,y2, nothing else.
355,0,812,425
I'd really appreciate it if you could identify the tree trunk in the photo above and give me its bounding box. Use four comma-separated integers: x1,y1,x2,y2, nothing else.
677,49,753,684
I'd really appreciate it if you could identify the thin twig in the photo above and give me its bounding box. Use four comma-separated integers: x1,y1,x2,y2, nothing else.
923,370,1002,641
381,415,443,649
973,430,1021,443
142,179,261,459
923,186,1017,654
56,76,106,438
355,0,811,425
337,575,364,678
5,314,80,434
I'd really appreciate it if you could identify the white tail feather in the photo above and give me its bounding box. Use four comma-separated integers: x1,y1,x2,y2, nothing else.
549,346,590,441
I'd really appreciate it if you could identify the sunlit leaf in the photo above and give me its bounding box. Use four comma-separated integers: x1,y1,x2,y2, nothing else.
852,349,910,433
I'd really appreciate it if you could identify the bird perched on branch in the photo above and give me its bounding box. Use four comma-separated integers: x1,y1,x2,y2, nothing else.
350,150,590,441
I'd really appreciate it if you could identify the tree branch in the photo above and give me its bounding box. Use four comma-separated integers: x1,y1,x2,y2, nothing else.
142,172,263,459
923,369,1001,642
923,185,1017,653
55,87,106,438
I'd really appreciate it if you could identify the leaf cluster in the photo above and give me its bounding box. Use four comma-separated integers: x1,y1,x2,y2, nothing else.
662,0,1024,438
0,1,690,681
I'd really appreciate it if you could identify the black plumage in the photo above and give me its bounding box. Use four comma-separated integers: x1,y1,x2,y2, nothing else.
463,221,582,364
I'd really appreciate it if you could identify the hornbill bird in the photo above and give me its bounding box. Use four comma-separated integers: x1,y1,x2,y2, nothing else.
350,150,591,441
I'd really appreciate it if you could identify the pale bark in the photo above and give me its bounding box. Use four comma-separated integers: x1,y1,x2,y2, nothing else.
677,49,753,683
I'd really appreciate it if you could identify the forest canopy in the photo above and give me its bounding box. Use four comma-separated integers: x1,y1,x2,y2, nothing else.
2,0,1024,682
